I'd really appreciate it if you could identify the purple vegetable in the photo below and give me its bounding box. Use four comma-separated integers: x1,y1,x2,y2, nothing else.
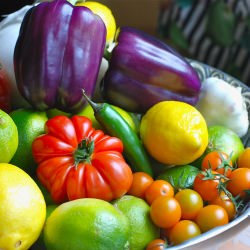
101,27,201,113
14,0,106,113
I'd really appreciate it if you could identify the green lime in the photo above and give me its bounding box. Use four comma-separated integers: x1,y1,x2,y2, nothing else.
112,195,160,250
44,198,130,250
46,108,70,119
192,125,245,167
0,109,18,163
157,165,200,192
9,108,48,175
207,125,244,163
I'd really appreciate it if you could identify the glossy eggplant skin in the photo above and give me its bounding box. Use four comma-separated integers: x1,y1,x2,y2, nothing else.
101,27,201,113
14,0,106,113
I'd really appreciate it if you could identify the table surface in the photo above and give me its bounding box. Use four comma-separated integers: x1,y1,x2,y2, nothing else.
213,224,250,250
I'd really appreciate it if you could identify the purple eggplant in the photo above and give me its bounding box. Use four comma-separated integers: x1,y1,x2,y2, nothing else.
101,27,201,113
14,0,106,113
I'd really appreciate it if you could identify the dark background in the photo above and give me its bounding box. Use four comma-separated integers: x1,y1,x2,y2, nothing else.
0,0,34,20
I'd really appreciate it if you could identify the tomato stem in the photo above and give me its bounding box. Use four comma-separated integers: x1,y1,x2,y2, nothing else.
73,138,94,166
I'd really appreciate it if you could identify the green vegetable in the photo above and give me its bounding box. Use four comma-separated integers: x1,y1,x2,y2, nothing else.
157,165,200,192
82,90,153,176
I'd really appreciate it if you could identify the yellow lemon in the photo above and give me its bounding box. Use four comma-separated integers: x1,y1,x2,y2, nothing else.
0,163,46,250
140,101,208,165
0,109,18,163
76,1,117,46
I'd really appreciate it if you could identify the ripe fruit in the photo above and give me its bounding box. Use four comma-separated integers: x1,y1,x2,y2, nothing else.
145,179,174,205
127,172,154,199
140,101,208,165
112,195,160,250
44,198,130,250
0,109,18,163
237,147,250,168
0,163,46,250
175,189,203,220
168,220,201,245
226,167,250,198
201,151,233,177
195,205,229,232
150,196,181,228
9,108,48,175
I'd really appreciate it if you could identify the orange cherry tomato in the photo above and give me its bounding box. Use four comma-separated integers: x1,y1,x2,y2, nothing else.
237,147,250,169
226,167,250,198
201,151,233,177
195,205,229,233
168,220,201,246
145,179,174,205
208,191,236,221
150,196,181,228
127,172,154,199
193,170,223,201
175,189,203,220
146,238,167,250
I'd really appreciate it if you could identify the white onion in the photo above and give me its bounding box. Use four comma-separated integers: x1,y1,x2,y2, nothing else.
196,77,249,137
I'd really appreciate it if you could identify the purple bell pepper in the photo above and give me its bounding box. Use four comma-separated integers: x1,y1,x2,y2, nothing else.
14,0,106,113
101,27,201,113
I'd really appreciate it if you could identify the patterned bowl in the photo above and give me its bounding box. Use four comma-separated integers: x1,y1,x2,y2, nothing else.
166,60,250,250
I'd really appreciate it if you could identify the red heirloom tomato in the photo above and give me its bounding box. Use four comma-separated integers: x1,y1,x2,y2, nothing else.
0,62,11,112
32,115,133,203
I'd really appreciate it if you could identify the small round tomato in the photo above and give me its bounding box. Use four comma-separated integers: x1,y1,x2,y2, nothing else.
193,170,223,201
195,205,229,233
226,167,250,198
237,148,250,169
175,189,203,220
145,180,174,205
168,220,201,246
146,238,167,250
127,172,154,199
209,191,236,221
150,196,181,228
201,151,233,177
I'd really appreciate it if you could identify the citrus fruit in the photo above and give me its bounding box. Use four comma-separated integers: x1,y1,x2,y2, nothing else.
77,103,138,131
46,108,70,119
76,1,116,46
9,108,48,175
112,195,160,250
43,198,130,250
140,101,208,165
157,165,200,192
0,163,46,250
206,125,244,163
0,109,18,163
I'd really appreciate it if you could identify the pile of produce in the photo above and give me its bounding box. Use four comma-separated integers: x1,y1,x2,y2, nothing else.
0,0,249,250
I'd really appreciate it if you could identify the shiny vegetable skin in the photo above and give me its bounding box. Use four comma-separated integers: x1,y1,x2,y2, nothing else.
82,91,153,176
32,115,133,203
14,0,106,113
101,27,201,113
